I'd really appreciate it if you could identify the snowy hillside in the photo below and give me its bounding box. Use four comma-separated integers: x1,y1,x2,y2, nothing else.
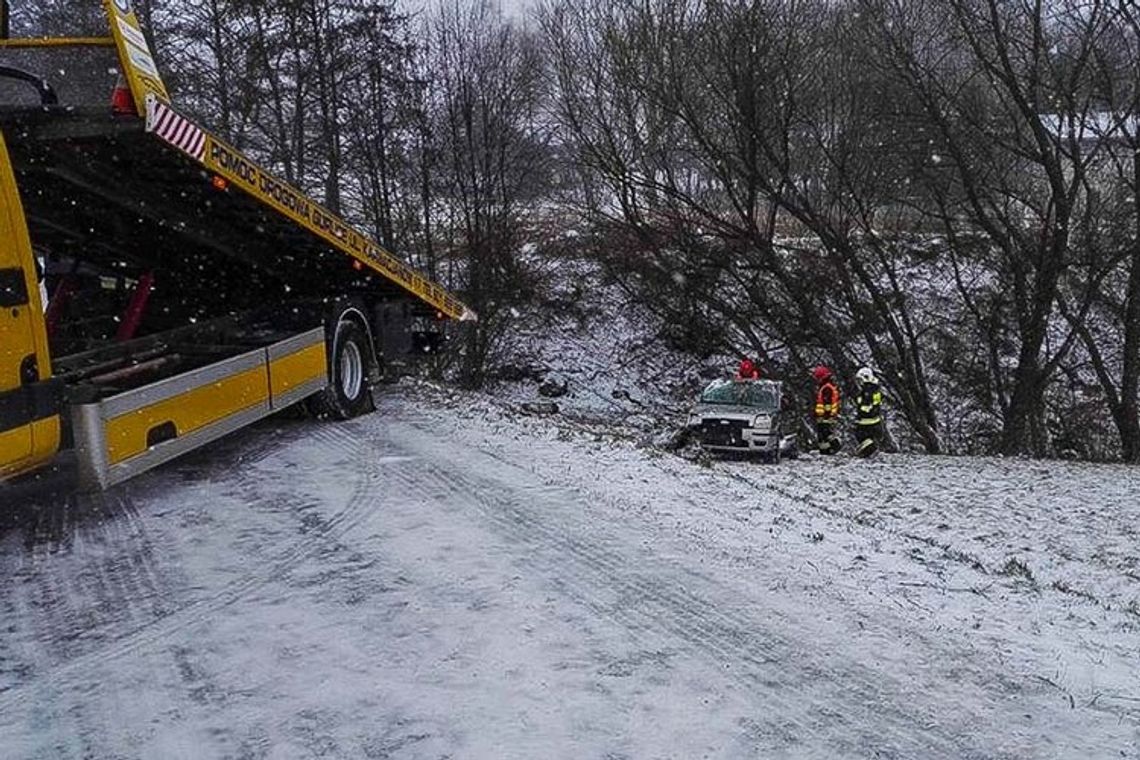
488,257,725,425
470,256,1140,636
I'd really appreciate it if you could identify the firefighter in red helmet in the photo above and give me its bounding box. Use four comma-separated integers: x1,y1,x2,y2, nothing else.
736,358,760,380
812,365,842,454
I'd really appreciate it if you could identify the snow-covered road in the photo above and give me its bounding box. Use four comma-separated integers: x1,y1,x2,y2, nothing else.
1,385,1138,758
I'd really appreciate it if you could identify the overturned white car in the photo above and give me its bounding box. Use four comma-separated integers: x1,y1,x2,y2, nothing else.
690,378,799,462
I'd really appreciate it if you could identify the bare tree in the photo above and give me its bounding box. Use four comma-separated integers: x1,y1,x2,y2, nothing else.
1058,5,1140,459
429,0,551,387
543,0,944,450
856,0,1125,455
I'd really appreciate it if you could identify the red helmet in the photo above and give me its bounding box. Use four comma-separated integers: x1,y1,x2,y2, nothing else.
739,358,755,373
812,365,832,382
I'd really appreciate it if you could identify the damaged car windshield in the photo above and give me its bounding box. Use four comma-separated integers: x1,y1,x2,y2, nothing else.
699,380,779,410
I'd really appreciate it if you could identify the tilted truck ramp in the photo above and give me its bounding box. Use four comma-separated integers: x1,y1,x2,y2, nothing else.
0,101,473,323
145,97,474,322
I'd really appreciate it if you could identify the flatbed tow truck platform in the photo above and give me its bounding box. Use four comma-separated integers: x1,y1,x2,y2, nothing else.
0,1,473,491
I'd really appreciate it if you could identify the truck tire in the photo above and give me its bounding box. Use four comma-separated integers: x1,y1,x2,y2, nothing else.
309,320,375,420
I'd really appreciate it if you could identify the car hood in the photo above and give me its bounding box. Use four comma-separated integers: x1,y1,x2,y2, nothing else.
694,404,775,419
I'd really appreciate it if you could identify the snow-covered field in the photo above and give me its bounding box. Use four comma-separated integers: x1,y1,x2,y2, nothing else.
1,382,1138,758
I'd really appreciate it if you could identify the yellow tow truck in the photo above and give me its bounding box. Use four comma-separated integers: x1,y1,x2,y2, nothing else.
0,1,474,491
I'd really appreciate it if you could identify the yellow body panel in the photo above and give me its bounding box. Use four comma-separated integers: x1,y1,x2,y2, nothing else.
270,343,327,400
101,0,169,116
0,134,44,393
0,427,30,477
25,416,60,471
0,422,57,477
0,131,60,477
104,366,270,465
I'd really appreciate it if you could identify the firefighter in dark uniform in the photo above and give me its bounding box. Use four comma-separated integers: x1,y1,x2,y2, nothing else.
854,366,883,458
812,365,841,454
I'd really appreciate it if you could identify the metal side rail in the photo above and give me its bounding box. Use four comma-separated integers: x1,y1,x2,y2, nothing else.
72,327,326,491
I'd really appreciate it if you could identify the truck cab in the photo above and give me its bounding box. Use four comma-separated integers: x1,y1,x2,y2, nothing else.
0,154,59,478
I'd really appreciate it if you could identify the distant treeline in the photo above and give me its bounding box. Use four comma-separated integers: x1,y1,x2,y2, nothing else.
10,0,1138,460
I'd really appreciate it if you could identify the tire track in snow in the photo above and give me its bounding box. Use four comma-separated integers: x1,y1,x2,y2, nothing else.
1,420,316,694
0,425,381,714
327,415,991,760
3,490,175,691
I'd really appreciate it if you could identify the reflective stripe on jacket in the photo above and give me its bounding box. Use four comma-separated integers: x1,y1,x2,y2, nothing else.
856,382,882,426
814,381,840,420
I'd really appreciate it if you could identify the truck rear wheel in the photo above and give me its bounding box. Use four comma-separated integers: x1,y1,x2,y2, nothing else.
309,320,375,420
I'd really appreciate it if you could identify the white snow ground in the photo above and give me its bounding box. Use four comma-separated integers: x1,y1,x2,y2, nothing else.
1,382,1138,758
